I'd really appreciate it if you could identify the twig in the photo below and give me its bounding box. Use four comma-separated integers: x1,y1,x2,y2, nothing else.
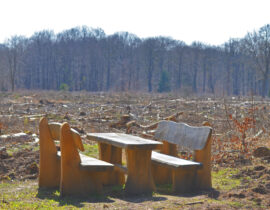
185,201,204,205
251,90,256,135
223,98,232,130
125,111,183,133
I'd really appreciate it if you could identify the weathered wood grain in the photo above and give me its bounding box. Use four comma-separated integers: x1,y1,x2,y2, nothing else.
39,117,60,189
60,123,114,196
79,153,114,171
98,142,125,185
151,151,202,169
49,123,84,151
87,133,161,150
114,163,128,174
155,120,212,150
125,148,155,194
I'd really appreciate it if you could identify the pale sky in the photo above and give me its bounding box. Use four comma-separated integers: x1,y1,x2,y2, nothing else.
0,0,269,45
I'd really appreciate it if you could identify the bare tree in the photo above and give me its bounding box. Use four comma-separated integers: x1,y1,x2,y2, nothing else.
5,36,26,91
242,24,270,97
0,25,267,96
0,44,8,90
143,38,157,92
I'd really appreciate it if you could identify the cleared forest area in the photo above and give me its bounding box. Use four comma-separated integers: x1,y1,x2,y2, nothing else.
0,91,269,209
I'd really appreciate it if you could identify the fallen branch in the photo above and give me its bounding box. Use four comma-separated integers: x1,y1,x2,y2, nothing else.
126,111,183,133
109,112,183,134
185,201,204,206
139,132,155,139
253,129,263,138
164,111,183,122
110,115,131,129
0,133,31,142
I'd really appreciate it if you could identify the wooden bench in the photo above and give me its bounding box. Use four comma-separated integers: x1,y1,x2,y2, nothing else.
59,122,114,196
39,117,85,189
151,120,212,193
39,117,114,196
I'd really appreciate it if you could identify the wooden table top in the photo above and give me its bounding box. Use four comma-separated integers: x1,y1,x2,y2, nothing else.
86,133,162,150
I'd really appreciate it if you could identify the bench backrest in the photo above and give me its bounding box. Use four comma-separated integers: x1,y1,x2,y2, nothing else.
155,120,212,150
48,122,84,151
60,122,82,164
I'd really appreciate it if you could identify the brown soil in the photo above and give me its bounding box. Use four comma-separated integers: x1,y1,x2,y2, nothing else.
0,148,39,181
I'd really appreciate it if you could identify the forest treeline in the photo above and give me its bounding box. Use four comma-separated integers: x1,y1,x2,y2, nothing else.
0,24,270,96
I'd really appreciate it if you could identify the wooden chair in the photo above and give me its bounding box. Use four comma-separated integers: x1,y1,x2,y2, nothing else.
59,122,114,196
151,120,212,192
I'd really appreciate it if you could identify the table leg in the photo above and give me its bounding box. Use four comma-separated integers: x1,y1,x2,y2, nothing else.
98,142,125,185
125,149,155,194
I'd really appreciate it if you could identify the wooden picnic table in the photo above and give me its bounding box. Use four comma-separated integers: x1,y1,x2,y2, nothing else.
86,133,162,194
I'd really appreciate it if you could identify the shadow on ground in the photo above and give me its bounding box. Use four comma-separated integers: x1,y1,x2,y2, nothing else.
37,185,169,207
36,185,219,207
37,188,115,208
102,185,168,203
155,184,220,199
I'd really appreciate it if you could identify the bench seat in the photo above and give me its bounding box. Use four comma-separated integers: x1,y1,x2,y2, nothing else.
56,151,114,171
79,154,114,171
152,151,202,169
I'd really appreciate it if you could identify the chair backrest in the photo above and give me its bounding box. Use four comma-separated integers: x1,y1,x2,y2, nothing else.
154,120,212,150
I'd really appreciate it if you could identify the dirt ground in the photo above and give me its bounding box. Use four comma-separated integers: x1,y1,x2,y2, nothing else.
0,91,270,208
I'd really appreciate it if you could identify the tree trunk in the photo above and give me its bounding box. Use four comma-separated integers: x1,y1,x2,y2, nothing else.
262,76,267,98
203,60,207,93
148,69,152,92
106,60,111,91
147,59,153,92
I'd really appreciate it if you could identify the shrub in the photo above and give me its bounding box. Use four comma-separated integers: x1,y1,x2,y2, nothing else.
59,83,69,91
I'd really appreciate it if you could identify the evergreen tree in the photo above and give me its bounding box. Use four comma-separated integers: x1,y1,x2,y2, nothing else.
158,70,171,92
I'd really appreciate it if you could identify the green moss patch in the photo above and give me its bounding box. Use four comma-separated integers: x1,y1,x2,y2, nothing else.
212,168,242,191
